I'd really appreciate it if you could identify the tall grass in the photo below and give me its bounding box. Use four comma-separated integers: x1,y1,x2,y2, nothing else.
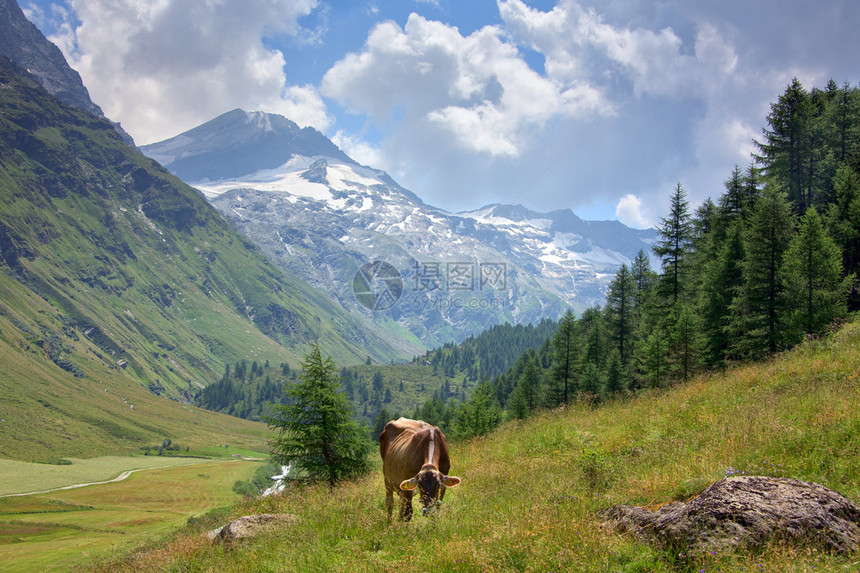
87,320,860,572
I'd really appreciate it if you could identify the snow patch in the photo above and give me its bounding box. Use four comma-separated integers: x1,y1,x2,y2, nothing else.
325,163,384,190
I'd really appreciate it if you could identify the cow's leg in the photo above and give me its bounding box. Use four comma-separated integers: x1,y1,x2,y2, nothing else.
400,490,413,522
385,484,394,522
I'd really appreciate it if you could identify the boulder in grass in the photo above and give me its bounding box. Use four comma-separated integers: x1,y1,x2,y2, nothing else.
208,513,298,544
602,476,860,554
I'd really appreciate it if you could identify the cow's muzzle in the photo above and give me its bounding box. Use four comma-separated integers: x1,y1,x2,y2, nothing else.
421,499,442,516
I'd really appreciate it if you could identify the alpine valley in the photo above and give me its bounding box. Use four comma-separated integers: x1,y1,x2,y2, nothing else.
0,0,653,461
142,110,657,348
0,0,411,461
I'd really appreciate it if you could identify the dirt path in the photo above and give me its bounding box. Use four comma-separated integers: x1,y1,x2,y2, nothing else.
0,465,173,498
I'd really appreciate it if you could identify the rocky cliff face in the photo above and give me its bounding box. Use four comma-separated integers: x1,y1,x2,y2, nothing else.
0,0,133,144
0,0,100,115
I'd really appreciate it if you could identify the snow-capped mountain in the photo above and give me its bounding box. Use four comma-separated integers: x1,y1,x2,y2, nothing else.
141,110,656,346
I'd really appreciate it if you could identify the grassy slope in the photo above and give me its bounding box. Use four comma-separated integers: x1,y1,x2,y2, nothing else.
346,363,467,419
0,55,408,395
0,270,273,461
0,58,416,460
91,319,860,572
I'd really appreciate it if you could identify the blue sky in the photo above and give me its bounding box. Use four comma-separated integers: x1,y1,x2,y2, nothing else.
21,0,859,227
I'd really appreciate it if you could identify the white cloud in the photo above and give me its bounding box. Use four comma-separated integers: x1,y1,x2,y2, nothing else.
615,194,651,229
317,1,761,216
496,0,780,217
330,131,384,168
39,0,851,223
321,13,608,158
21,2,46,28
52,0,323,144
498,0,739,99
263,85,332,131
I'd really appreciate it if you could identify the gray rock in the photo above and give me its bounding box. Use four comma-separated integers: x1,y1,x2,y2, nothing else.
208,513,298,544
602,475,860,554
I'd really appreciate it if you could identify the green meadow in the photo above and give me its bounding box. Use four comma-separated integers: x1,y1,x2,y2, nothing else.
0,456,228,497
82,320,860,572
0,459,261,572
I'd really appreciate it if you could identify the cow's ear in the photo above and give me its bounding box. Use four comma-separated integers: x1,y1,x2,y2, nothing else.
442,475,461,488
400,478,418,491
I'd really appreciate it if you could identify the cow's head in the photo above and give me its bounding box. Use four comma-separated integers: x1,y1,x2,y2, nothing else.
400,464,461,516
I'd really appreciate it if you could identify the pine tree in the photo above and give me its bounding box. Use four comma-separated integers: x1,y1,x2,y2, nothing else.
755,78,812,213
581,307,606,368
603,348,626,395
631,250,655,307
692,197,717,244
453,381,500,440
549,310,578,406
640,330,668,388
578,362,604,402
728,187,794,358
742,163,763,219
699,219,745,365
653,182,693,304
265,344,370,488
781,207,851,341
668,304,701,380
605,264,636,366
829,81,860,164
372,408,391,439
512,353,542,416
507,381,529,420
827,164,860,282
803,87,834,209
720,166,745,219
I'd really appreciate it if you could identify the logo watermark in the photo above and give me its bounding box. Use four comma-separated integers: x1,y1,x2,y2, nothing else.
353,261,403,311
411,294,506,311
353,260,507,312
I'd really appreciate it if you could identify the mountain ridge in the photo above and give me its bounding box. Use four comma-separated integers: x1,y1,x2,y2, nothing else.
141,108,355,182
0,0,100,116
143,109,657,346
0,0,135,145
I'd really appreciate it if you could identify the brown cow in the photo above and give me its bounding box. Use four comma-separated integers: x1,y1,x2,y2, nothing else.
379,418,461,521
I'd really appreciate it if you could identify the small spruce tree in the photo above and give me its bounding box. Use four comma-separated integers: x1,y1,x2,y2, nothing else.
603,348,626,395
453,381,500,440
265,344,370,488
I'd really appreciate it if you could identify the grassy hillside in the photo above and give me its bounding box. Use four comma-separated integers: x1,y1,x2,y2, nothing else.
0,54,409,390
0,289,271,460
87,318,860,572
0,56,420,459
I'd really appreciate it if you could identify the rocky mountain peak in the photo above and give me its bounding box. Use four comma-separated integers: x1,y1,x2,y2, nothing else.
0,0,133,144
141,109,354,183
